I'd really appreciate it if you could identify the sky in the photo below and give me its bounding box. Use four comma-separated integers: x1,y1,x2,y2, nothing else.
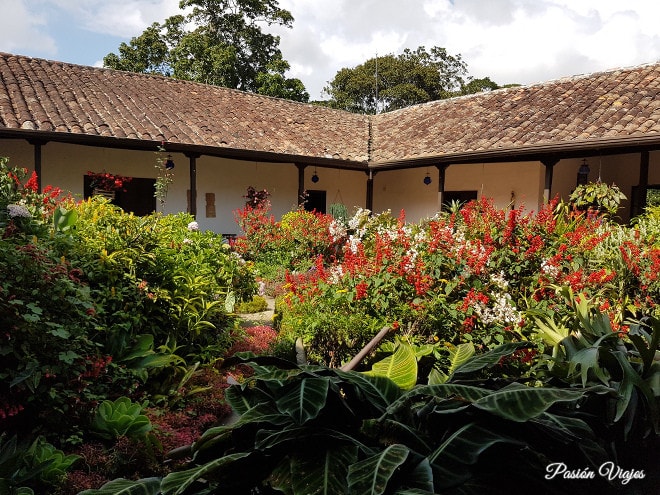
1,0,659,100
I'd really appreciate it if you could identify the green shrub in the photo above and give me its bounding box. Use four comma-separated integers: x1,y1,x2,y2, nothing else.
234,295,268,314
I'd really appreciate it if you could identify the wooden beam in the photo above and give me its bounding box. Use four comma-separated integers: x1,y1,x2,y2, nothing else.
186,152,201,218
296,164,306,206
541,158,559,203
27,139,47,193
436,164,448,211
366,170,375,211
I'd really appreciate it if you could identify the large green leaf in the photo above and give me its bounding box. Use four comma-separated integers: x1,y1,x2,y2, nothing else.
335,370,402,411
275,377,330,424
78,477,161,495
160,452,250,495
361,418,432,453
446,343,475,375
364,341,417,390
290,445,358,495
453,342,532,375
193,402,286,454
268,457,295,495
531,413,609,467
425,423,509,489
567,345,610,386
256,427,371,453
428,422,523,466
472,382,602,422
347,444,410,495
387,384,491,416
224,383,276,414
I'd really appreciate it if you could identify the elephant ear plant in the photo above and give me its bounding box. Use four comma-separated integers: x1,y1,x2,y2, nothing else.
83,344,629,495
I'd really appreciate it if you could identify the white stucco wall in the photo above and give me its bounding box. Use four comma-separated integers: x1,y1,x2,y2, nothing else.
1,138,658,231
443,161,545,213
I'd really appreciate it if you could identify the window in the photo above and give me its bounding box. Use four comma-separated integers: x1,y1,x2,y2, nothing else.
442,190,478,211
303,190,326,214
84,175,156,216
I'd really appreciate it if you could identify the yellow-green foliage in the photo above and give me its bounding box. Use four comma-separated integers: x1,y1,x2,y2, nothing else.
235,295,269,314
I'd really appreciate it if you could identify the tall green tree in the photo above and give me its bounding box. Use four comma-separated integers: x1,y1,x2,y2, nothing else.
323,46,499,113
103,0,309,102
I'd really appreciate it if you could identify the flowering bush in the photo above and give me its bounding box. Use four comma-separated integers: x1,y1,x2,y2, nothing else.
86,170,132,192
275,196,660,371
233,191,342,274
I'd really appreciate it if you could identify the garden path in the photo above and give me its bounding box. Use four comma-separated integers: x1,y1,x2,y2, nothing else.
237,295,276,328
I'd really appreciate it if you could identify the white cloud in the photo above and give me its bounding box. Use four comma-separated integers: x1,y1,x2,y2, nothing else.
0,0,57,56
49,0,182,37
277,0,660,97
1,0,658,100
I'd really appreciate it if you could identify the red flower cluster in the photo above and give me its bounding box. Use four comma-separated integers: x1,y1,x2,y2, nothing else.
87,170,133,192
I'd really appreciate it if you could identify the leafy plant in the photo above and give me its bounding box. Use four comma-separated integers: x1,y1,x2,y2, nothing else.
52,205,78,232
328,202,349,226
154,147,175,207
23,437,80,484
91,397,153,440
91,346,633,494
0,433,79,494
530,286,659,477
569,181,627,216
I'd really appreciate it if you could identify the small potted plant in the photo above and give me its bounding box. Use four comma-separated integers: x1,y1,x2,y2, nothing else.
569,181,627,217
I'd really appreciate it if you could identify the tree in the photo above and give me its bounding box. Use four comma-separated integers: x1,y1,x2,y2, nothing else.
323,46,500,113
103,0,309,102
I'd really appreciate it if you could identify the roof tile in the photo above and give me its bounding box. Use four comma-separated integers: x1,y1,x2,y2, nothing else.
0,53,658,166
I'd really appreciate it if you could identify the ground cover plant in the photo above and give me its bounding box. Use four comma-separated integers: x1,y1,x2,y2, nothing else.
1,153,658,493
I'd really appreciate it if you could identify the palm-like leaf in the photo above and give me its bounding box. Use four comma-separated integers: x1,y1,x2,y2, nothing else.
347,444,410,495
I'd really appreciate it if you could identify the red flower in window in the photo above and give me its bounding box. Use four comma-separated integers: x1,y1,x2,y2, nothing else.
87,170,132,192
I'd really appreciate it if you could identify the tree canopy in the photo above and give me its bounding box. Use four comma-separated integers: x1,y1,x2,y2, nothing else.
103,0,309,102
323,46,501,113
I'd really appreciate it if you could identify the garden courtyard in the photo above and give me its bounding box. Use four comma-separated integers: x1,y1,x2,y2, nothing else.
0,156,658,494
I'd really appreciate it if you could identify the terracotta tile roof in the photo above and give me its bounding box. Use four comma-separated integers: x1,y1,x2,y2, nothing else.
0,52,658,168
0,53,370,164
371,63,660,165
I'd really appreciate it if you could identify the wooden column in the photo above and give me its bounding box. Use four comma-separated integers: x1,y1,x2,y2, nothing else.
366,170,375,211
186,152,201,218
28,139,46,192
541,158,559,203
296,164,306,206
436,164,448,211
